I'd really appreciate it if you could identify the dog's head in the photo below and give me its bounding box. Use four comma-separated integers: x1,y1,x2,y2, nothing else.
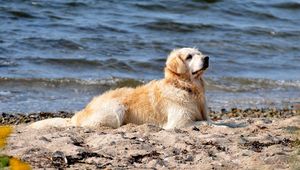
165,48,209,80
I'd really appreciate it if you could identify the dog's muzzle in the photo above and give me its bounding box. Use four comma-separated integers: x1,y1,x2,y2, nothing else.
192,56,209,75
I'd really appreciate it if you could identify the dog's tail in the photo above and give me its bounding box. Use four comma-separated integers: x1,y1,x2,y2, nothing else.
29,118,73,129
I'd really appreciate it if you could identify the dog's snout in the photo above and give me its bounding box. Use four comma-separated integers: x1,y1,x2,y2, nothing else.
203,56,209,68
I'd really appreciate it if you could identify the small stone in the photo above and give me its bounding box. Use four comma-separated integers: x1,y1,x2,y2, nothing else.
185,155,194,162
221,108,227,114
172,148,180,155
83,129,92,133
192,126,200,131
52,151,68,168
39,136,51,142
231,108,238,113
241,150,251,156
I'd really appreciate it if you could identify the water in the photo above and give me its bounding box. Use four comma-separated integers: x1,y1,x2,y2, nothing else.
0,0,300,113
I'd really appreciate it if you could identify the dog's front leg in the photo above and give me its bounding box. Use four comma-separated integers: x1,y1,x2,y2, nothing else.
164,107,194,129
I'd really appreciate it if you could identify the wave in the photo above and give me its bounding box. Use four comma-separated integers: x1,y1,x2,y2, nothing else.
135,3,168,11
22,38,84,50
1,76,299,93
192,0,221,3
30,58,103,67
242,26,300,38
206,77,300,92
22,57,163,72
135,0,220,12
139,19,297,37
271,2,300,9
7,10,36,19
25,57,135,71
64,2,88,7
221,3,289,21
140,20,217,32
0,77,144,89
0,58,18,67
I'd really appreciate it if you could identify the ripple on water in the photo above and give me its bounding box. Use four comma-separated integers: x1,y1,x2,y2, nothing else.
7,10,36,19
271,2,300,10
139,20,218,32
21,38,85,50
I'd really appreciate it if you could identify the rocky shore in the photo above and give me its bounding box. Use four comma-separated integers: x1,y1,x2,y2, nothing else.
1,108,300,169
1,107,299,125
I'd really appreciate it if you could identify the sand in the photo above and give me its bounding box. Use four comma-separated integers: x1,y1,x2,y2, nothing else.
1,109,300,169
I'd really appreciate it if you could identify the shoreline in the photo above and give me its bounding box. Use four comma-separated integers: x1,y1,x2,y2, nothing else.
1,107,299,125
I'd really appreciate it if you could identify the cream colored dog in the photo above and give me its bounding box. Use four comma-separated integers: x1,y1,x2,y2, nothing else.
31,48,210,129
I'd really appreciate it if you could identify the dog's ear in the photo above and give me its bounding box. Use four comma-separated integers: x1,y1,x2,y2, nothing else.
166,50,187,74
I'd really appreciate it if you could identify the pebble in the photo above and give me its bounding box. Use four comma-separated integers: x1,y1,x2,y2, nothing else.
52,151,68,168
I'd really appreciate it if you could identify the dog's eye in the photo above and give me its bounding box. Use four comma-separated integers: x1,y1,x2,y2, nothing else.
186,54,193,60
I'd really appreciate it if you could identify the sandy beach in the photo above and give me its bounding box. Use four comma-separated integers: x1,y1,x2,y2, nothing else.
2,108,300,169
1,0,300,169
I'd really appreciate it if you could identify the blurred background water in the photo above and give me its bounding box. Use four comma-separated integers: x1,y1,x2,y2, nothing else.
0,0,300,113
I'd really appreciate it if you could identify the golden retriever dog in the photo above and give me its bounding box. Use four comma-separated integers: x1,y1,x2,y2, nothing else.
30,47,210,129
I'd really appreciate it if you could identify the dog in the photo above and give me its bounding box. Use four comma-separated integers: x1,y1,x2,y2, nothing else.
30,47,210,129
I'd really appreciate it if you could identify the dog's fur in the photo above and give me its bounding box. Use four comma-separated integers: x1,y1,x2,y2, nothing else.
30,48,210,129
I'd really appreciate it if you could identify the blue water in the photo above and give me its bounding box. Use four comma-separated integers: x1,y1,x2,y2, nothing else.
0,0,300,113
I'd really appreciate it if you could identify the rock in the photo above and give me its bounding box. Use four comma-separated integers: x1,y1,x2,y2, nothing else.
185,155,194,162
231,108,238,113
52,151,68,168
221,108,227,114
192,126,200,131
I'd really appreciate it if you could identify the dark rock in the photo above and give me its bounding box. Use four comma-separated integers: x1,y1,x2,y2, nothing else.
221,108,227,114
70,136,84,147
172,148,181,155
39,136,51,142
52,151,68,168
128,151,160,164
192,126,200,131
231,108,238,113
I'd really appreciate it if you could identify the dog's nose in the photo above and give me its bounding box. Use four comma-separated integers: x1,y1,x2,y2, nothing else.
203,56,209,68
204,56,209,62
